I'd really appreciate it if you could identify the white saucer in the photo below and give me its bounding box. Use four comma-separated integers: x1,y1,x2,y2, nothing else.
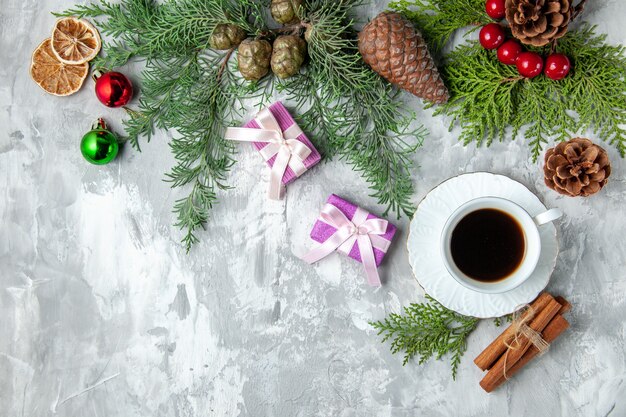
407,172,559,318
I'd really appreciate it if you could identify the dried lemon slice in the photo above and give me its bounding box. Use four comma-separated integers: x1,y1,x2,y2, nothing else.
51,17,101,65
30,39,89,96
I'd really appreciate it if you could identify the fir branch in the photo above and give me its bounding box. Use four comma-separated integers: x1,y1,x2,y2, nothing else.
278,73,354,158
57,0,428,247
54,0,267,250
283,1,426,217
437,25,626,160
371,295,478,379
389,0,490,54
165,52,239,251
123,56,201,150
56,0,250,68
391,1,626,158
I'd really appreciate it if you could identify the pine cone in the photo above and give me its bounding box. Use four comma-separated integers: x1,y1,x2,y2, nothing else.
358,12,449,104
271,35,306,79
210,24,246,50
237,39,272,81
271,0,303,24
505,0,572,47
544,138,611,197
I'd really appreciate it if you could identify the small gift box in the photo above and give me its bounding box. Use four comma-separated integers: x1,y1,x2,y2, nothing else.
301,194,397,286
224,101,321,200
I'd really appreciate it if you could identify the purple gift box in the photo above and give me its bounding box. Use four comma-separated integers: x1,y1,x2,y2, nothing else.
310,194,397,266
244,101,321,184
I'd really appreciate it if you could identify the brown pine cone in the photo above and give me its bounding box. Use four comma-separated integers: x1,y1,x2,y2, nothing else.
271,0,303,25
358,12,449,104
505,0,572,47
237,39,272,81
543,138,611,197
210,24,246,50
271,35,306,79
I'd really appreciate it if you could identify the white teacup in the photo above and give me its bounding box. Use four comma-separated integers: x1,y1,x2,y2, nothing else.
441,197,562,294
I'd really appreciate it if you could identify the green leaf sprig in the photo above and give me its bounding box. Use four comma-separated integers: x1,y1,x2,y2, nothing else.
371,295,479,380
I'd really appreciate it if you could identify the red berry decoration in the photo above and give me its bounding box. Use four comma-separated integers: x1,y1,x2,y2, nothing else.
479,23,505,50
485,0,506,20
544,53,571,80
497,40,523,65
516,52,544,78
94,71,134,107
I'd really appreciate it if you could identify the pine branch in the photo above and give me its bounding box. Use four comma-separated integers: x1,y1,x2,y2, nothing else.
389,0,490,54
278,73,354,158
371,295,479,379
56,0,428,248
53,0,273,250
391,1,626,159
55,0,251,68
122,56,201,150
165,52,241,251
283,1,426,217
436,25,626,160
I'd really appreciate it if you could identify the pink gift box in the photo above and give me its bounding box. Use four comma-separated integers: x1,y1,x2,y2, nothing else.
310,194,397,266
244,101,321,184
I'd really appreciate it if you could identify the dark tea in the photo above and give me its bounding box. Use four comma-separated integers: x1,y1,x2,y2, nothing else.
450,208,525,282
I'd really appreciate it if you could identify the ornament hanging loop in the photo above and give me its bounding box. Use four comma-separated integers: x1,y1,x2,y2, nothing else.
91,117,108,131
91,68,105,83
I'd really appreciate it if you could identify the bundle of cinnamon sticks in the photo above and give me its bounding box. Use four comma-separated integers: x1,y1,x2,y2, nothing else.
474,292,571,392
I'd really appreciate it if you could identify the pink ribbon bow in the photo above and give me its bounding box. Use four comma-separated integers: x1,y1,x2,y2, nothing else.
224,108,311,200
301,203,390,286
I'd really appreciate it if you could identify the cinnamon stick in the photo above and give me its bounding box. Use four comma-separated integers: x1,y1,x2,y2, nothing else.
474,292,553,371
479,298,562,392
489,314,570,391
554,296,571,314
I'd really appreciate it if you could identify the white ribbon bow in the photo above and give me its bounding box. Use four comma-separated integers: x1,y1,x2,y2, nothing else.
301,204,390,286
224,107,311,200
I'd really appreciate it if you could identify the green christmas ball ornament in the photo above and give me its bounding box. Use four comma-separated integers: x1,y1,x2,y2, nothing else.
80,118,119,165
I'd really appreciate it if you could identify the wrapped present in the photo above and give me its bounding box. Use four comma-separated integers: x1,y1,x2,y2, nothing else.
301,194,397,286
224,101,321,200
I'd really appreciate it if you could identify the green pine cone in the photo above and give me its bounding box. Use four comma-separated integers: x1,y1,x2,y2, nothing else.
209,24,246,50
271,0,303,24
237,39,273,81
271,35,306,79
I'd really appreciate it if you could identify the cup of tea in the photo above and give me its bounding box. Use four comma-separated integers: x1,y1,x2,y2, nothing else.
440,197,562,294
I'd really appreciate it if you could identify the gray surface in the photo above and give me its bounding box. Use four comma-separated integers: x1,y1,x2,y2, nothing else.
1,1,626,416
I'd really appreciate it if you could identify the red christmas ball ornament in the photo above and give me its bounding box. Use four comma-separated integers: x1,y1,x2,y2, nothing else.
516,52,544,78
94,71,133,107
497,39,523,65
544,53,571,80
479,23,505,50
485,0,506,19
